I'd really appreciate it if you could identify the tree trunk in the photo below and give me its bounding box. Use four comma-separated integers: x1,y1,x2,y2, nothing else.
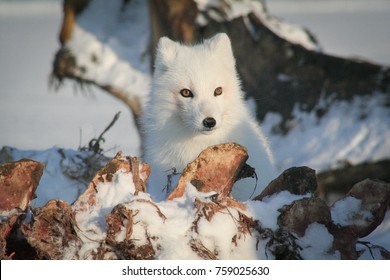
148,2,390,133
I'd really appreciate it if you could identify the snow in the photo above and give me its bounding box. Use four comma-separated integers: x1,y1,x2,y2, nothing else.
73,169,138,258
331,196,373,227
65,0,150,101
263,93,390,172
1,0,390,260
246,191,309,230
298,223,340,260
0,209,20,223
360,211,390,258
195,0,320,50
57,171,339,260
119,184,260,260
67,170,264,260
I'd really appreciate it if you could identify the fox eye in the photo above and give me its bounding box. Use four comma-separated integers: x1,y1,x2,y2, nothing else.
214,87,223,96
180,88,193,98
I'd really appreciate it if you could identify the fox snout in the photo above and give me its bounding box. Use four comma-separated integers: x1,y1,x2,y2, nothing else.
202,117,216,129
179,97,223,133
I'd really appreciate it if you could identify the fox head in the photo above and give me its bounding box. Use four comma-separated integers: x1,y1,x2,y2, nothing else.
150,33,245,135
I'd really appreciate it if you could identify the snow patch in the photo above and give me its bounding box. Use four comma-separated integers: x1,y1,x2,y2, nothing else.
195,0,320,50
73,169,137,259
0,209,20,223
298,223,340,260
246,191,308,230
264,93,390,172
331,196,373,227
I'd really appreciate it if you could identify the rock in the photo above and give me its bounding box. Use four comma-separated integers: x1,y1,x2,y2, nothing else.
0,213,21,259
0,159,44,212
277,197,331,237
72,152,150,213
254,166,317,201
256,227,303,260
2,148,389,260
331,179,390,238
14,152,151,260
0,159,44,259
328,226,358,260
327,179,390,259
22,200,80,260
168,143,250,200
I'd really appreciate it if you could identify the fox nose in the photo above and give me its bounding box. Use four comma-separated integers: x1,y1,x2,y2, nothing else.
203,117,216,128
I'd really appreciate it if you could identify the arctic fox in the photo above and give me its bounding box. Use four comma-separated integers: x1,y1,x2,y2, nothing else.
142,33,276,201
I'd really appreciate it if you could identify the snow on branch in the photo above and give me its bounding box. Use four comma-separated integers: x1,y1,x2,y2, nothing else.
51,0,151,130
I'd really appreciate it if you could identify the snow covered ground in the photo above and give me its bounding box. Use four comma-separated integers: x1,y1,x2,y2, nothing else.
1,0,390,162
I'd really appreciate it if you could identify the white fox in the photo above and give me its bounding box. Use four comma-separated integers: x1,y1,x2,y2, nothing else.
142,33,277,201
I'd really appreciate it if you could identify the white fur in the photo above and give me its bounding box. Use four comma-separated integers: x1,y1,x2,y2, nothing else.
142,33,277,201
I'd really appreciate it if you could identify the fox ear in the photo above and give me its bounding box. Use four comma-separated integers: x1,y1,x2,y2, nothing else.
155,37,180,69
206,33,235,65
